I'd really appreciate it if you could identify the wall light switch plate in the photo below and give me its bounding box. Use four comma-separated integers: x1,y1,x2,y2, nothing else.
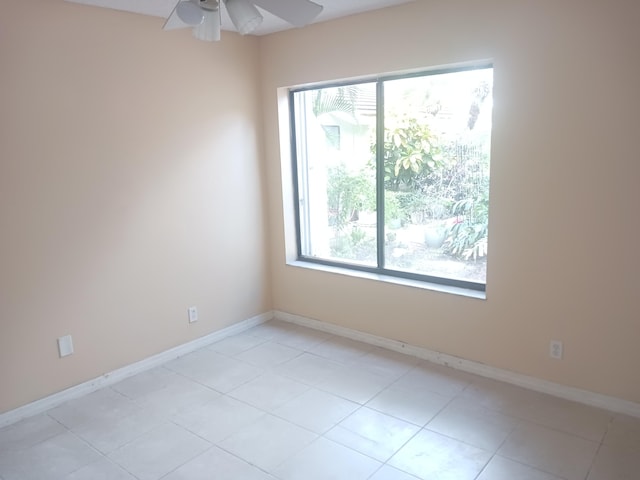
188,306,198,323
58,335,74,358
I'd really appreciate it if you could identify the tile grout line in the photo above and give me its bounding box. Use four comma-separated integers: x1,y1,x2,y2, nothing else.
583,415,616,480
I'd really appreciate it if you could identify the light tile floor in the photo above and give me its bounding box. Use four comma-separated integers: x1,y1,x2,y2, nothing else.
1,320,639,479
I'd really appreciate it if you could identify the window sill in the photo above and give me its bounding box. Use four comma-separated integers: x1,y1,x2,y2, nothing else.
286,260,486,300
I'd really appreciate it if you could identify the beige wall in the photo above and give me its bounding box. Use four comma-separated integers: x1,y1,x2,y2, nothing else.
2,0,639,415
0,0,270,413
261,0,640,403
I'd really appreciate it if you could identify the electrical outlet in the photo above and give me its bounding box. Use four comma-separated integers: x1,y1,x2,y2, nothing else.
549,340,563,359
188,306,198,323
58,335,74,358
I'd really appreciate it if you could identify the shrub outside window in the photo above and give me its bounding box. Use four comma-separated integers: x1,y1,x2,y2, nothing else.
290,65,493,291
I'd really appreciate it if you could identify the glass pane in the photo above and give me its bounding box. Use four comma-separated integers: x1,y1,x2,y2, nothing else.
293,83,378,266
382,68,493,284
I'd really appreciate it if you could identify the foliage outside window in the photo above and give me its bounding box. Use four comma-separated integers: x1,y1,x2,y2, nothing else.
291,66,493,290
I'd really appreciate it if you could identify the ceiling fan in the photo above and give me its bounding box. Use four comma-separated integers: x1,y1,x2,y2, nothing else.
163,0,323,42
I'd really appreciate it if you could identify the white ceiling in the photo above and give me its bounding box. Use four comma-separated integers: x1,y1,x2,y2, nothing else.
64,0,415,36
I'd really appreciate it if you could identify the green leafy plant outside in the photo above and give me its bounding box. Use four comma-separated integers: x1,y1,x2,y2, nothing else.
377,115,443,192
443,190,489,260
327,164,375,230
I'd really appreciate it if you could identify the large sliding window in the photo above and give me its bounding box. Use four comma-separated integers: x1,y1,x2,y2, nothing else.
290,65,493,291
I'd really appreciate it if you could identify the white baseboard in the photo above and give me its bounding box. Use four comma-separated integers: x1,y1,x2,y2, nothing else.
274,310,640,419
0,311,274,429
5,309,638,428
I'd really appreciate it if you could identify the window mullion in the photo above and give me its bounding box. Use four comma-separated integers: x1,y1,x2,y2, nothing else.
375,80,385,270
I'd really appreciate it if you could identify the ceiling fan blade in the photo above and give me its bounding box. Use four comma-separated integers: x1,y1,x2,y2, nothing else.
163,1,204,30
177,1,206,25
251,0,323,27
163,3,186,30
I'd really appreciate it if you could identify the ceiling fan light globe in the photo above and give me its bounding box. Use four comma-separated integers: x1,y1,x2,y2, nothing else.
225,0,263,35
193,9,221,41
176,0,205,26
